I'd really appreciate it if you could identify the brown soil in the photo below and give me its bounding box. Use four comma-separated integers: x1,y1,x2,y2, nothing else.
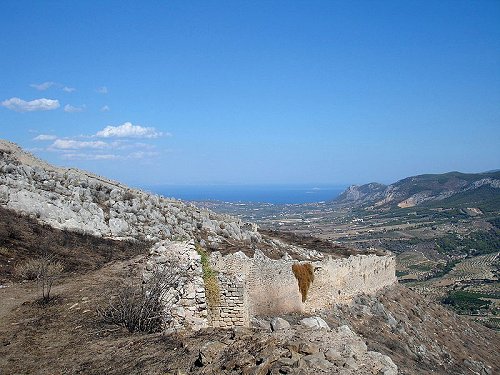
0,255,195,375
0,206,150,283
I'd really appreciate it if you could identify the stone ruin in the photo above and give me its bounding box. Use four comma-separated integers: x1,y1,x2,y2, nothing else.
0,139,398,331
144,240,397,331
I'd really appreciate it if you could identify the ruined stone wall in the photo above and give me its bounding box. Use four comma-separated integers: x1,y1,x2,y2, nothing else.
144,243,396,330
208,251,396,328
144,240,209,331
210,250,304,318
246,254,304,316
305,255,397,312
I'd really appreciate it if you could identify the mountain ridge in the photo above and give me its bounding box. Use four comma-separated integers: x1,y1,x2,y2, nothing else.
333,170,500,210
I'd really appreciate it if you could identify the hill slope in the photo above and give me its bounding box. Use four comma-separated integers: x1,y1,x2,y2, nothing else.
0,209,498,375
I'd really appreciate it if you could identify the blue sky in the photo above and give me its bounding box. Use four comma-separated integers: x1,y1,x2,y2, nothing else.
0,1,499,187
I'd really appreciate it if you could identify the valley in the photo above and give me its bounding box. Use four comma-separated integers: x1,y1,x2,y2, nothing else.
196,172,500,330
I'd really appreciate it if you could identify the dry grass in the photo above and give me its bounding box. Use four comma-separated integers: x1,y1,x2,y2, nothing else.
292,263,314,302
15,258,44,280
0,206,150,283
15,257,64,302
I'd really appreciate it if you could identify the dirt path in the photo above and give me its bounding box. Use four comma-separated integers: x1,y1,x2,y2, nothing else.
0,282,37,320
0,256,145,325
0,254,204,375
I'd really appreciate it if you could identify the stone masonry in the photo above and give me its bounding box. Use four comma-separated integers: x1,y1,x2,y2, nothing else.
143,242,396,330
209,250,396,324
143,240,209,331
210,273,249,328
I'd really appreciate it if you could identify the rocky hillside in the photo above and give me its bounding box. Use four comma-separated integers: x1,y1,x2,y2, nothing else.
1,207,497,374
333,171,500,210
0,140,261,247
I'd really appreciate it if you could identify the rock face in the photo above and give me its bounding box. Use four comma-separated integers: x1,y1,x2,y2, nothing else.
0,140,261,246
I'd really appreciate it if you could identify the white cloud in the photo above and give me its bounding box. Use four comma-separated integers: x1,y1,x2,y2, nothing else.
129,151,160,159
64,104,85,113
96,86,108,94
100,105,110,112
33,134,57,141
30,81,57,91
61,153,121,160
1,97,60,112
50,139,109,150
95,122,165,139
62,86,76,93
60,150,159,161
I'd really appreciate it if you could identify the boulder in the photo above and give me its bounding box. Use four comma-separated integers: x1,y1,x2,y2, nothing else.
270,317,291,331
109,217,129,236
198,341,227,365
299,316,330,331
367,351,398,375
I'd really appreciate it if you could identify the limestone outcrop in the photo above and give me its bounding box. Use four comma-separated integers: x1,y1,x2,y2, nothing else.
0,140,260,246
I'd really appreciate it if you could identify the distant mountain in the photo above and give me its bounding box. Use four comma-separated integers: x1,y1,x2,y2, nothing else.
333,171,500,211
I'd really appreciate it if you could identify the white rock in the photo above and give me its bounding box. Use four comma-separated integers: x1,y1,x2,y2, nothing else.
300,316,330,331
270,317,291,331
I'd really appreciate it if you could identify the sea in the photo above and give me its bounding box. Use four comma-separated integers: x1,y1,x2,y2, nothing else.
148,184,346,204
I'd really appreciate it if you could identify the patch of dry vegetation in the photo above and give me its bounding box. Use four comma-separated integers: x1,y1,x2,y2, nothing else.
196,244,220,309
16,256,64,302
292,262,314,302
98,266,178,333
0,206,149,283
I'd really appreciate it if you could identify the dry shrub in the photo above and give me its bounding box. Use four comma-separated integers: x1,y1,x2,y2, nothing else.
292,263,314,302
97,265,179,333
15,258,44,280
16,256,64,302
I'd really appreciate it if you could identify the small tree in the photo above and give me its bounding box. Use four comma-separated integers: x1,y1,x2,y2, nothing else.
16,256,64,303
37,256,64,303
